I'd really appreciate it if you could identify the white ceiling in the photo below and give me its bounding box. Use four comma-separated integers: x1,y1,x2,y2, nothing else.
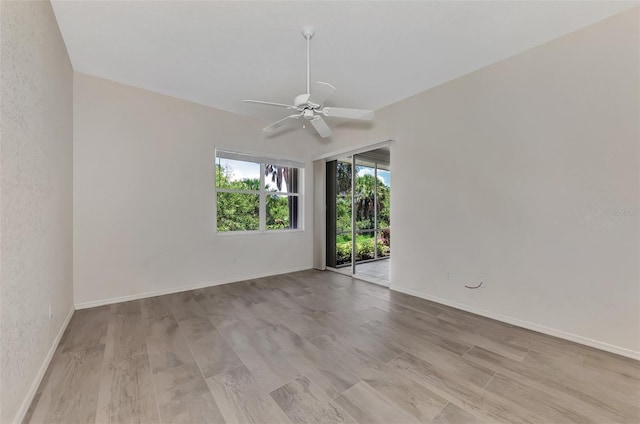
51,1,636,123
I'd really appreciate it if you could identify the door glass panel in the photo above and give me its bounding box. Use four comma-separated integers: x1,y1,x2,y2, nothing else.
355,230,376,262
335,157,352,267
336,232,352,266
377,229,390,258
354,151,391,285
354,164,376,232
327,149,390,286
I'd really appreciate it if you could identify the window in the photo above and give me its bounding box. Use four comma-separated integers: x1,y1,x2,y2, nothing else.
215,149,303,233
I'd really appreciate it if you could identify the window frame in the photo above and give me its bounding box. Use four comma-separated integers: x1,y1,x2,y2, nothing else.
215,148,304,235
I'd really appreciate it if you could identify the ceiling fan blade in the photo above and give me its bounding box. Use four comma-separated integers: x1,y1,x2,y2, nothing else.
322,107,374,121
307,81,336,107
263,113,303,133
310,116,332,138
243,100,296,109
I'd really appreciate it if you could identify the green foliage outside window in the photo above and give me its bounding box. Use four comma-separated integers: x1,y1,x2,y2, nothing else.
336,234,389,264
216,164,298,232
335,164,391,265
266,195,290,229
216,165,260,231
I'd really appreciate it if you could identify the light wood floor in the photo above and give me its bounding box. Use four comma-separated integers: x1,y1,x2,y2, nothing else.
25,270,640,424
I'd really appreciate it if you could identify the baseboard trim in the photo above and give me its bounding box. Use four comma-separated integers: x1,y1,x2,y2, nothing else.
12,306,75,424
74,266,312,310
391,285,640,361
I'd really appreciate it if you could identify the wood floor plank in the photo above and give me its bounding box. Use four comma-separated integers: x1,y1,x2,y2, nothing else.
61,306,110,353
328,307,372,328
153,362,225,424
295,292,357,313
28,345,105,424
334,381,420,424
252,299,329,340
264,287,316,315
232,298,295,332
206,365,292,424
586,350,637,376
431,403,486,424
194,283,278,329
310,333,384,377
304,310,404,363
178,316,243,378
145,314,194,375
256,322,360,398
231,282,271,304
349,277,390,300
246,277,278,291
311,333,448,422
365,304,529,361
108,303,146,362
266,277,311,297
582,348,640,380
387,291,532,351
95,353,159,424
389,350,494,397
362,318,473,357
524,348,640,406
165,291,209,322
386,351,514,415
193,288,243,328
218,318,302,393
388,352,554,424
284,271,338,291
484,373,604,424
465,346,639,423
270,376,357,424
113,299,142,315
140,295,173,323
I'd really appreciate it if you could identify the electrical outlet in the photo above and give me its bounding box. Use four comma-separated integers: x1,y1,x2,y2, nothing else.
48,305,52,319
447,272,451,280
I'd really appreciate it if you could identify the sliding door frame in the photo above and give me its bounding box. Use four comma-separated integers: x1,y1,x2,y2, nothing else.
316,138,393,287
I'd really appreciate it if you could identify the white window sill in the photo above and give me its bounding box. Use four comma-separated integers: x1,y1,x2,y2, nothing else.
215,228,305,237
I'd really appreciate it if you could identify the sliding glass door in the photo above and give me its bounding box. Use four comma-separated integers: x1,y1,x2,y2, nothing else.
326,147,390,285
354,155,390,281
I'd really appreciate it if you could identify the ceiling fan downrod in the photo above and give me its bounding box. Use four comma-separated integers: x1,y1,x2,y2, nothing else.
302,26,315,96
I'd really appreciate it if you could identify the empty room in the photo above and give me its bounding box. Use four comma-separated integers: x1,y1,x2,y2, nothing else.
1,1,639,423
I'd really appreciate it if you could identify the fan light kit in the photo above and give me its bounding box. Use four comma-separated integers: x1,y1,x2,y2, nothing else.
243,27,374,138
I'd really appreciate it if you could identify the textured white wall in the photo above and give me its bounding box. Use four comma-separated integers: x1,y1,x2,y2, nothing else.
0,1,74,422
73,73,316,306
320,8,640,357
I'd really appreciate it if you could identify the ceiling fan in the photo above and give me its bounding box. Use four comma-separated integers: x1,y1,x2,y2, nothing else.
243,27,374,138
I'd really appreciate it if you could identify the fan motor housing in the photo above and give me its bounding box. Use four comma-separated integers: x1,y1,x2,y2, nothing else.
303,109,315,120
